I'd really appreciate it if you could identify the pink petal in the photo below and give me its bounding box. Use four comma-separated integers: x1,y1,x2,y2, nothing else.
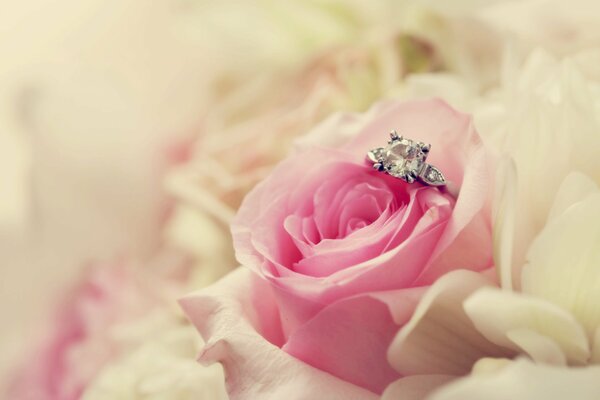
270,218,447,335
414,119,493,284
282,288,424,394
180,268,378,400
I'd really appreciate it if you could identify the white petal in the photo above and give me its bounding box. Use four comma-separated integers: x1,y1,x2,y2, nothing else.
547,172,599,222
388,270,510,376
492,157,517,290
470,357,512,375
522,193,600,337
591,328,600,364
430,359,600,400
506,329,566,365
473,50,600,275
464,288,590,364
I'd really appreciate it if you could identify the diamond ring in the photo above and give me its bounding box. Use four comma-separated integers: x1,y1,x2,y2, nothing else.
366,131,447,186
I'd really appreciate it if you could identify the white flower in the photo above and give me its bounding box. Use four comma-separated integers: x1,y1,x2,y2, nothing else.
400,0,600,90
0,0,216,385
82,309,227,400
385,48,600,399
384,172,600,400
475,49,600,286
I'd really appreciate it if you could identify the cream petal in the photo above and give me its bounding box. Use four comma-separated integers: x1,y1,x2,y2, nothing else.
429,359,600,400
547,172,599,223
388,270,510,376
470,357,512,375
492,157,517,290
479,0,600,56
591,328,600,364
522,193,600,337
382,375,454,400
474,50,600,276
506,329,566,366
464,288,590,364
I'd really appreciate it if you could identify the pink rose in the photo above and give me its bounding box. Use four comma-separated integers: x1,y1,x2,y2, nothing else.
182,99,494,398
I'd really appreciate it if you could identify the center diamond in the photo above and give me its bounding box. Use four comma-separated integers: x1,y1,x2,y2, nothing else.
383,138,427,183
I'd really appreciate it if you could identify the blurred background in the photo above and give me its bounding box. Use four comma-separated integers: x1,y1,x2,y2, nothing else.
2,0,599,398
0,1,415,396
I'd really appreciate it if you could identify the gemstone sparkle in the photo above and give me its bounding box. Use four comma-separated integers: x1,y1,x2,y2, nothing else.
383,138,427,183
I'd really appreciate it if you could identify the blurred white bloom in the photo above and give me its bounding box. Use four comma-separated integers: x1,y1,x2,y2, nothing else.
82,310,227,400
5,256,226,400
179,0,408,82
164,204,237,289
401,0,600,90
476,0,600,56
474,49,600,285
0,0,212,388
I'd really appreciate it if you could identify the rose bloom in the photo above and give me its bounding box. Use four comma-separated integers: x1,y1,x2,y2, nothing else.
182,98,494,399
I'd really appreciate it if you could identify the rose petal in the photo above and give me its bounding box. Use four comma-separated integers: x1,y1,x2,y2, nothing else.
414,127,493,284
283,287,425,394
263,207,449,336
293,186,428,277
180,268,377,400
282,296,399,393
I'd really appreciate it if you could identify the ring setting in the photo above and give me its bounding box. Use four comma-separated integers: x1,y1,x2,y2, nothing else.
367,131,447,186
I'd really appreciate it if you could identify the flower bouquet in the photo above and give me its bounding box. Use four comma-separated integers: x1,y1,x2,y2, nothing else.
3,1,600,399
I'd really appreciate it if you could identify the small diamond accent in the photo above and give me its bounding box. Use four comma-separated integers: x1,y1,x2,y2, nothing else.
420,164,446,186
